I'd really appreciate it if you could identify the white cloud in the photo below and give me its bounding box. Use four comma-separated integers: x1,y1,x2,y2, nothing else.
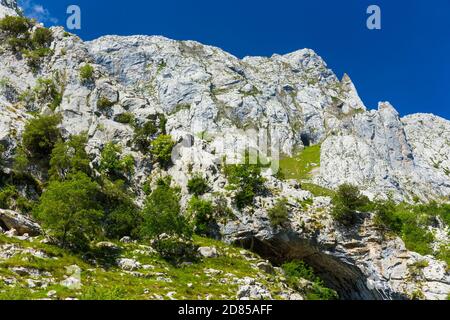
18,0,58,25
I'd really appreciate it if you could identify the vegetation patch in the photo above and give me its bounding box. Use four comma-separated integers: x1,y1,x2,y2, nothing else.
187,175,209,196
224,155,267,210
279,144,321,181
79,64,95,83
332,184,370,226
282,260,338,300
0,16,54,72
268,198,290,227
150,135,176,168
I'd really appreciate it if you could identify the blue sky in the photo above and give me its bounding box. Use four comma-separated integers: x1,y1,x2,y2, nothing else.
18,0,450,119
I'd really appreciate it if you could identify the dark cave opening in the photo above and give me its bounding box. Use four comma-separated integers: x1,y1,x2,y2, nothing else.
236,234,400,300
300,133,311,147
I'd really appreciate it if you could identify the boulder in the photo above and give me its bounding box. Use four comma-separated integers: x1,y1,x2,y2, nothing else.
198,246,218,258
0,209,42,236
256,261,275,274
117,258,141,271
96,241,122,251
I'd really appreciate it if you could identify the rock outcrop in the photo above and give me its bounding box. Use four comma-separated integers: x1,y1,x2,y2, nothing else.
222,193,449,300
0,209,42,236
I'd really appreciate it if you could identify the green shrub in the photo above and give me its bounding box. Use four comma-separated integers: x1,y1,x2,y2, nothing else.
121,154,135,175
224,158,266,210
23,47,53,72
99,142,122,175
150,134,175,168
33,77,63,111
151,234,198,264
0,16,32,37
141,178,192,239
114,112,135,125
268,198,290,227
31,27,53,48
97,96,115,110
13,147,29,173
212,195,235,223
0,18,54,71
187,175,209,196
104,204,141,239
187,197,214,236
402,222,435,255
0,185,33,213
95,178,141,240
282,260,338,300
79,64,94,83
6,37,30,52
49,134,91,181
133,115,167,150
332,184,369,226
99,142,135,178
22,114,61,159
34,172,103,250
373,199,403,233
371,200,445,256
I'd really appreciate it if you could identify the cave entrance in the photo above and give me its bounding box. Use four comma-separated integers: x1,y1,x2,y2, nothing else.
237,234,400,300
300,133,311,147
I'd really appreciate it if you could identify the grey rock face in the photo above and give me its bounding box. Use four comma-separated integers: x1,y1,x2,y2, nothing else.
403,113,450,180
316,102,450,201
222,194,449,300
87,36,365,156
0,0,18,18
0,209,42,236
87,35,450,201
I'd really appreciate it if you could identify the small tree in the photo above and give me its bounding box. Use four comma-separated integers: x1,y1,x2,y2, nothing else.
49,134,91,181
268,198,290,227
22,114,61,159
332,184,369,226
34,172,103,250
224,158,266,210
99,142,135,178
141,178,191,239
99,142,122,175
100,179,142,239
187,175,209,196
150,135,175,168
